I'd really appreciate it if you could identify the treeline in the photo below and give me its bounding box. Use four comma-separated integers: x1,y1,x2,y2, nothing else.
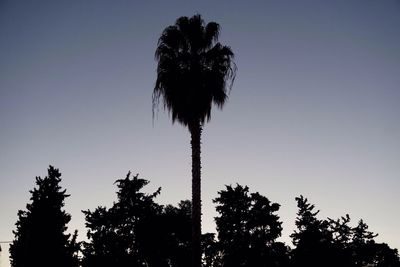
9,166,400,267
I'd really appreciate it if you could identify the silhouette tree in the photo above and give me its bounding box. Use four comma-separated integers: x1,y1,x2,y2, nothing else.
81,172,161,267
351,219,379,267
214,184,288,267
9,166,79,267
290,195,334,267
326,216,400,267
291,196,400,267
82,173,196,267
153,14,236,267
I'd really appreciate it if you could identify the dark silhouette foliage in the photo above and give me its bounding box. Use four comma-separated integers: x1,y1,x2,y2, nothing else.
202,233,222,267
9,166,79,267
373,243,400,267
158,200,192,267
290,195,336,267
213,184,289,267
81,172,161,267
81,173,193,267
291,195,400,267
11,167,400,267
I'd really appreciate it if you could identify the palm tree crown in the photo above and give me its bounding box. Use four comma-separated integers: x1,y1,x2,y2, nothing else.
153,14,236,127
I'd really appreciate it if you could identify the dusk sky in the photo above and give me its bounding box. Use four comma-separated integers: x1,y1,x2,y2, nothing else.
1,1,399,265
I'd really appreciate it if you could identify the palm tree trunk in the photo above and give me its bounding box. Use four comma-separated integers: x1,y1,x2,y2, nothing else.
190,120,202,267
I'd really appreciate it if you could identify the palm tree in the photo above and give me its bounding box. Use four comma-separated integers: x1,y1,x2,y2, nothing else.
153,14,236,267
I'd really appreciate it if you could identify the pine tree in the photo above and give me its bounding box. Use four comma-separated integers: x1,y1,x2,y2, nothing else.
9,166,79,267
290,195,334,267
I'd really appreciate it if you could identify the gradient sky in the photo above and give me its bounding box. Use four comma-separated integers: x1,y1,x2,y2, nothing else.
1,1,399,265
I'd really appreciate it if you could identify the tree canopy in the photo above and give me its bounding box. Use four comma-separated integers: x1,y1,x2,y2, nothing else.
10,168,400,267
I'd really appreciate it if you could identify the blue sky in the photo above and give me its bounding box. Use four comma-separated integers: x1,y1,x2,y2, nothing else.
1,0,399,265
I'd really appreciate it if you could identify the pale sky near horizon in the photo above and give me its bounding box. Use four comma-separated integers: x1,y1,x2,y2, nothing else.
1,1,400,266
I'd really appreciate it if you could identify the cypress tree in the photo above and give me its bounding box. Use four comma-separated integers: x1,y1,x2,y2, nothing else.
9,166,79,267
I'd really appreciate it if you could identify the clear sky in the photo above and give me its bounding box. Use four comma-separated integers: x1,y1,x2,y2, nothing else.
1,0,399,265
